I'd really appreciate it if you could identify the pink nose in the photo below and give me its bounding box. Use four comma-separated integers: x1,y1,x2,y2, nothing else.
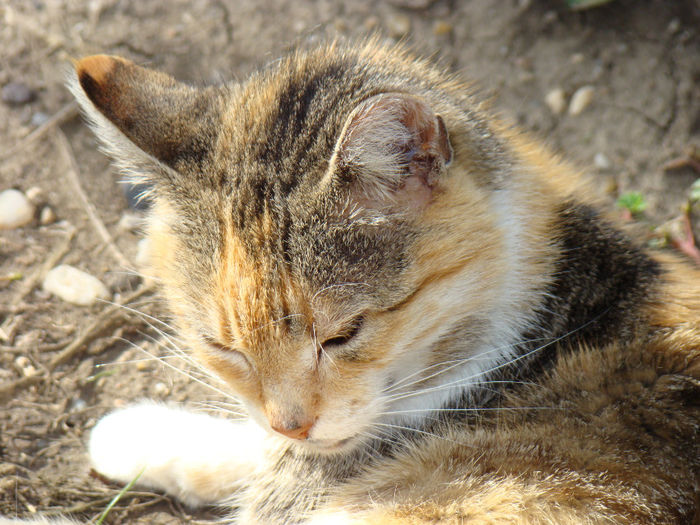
270,419,314,440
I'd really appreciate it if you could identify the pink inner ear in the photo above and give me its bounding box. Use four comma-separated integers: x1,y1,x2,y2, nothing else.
337,93,453,209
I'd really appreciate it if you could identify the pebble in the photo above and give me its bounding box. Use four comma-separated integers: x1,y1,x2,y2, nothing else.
544,88,566,115
568,86,595,116
31,112,49,127
363,16,379,31
594,152,611,170
433,21,452,37
70,398,87,412
0,189,35,229
153,382,170,397
42,264,110,306
14,356,37,377
39,206,56,225
24,186,44,204
667,18,681,35
388,0,434,8
1,82,35,106
570,53,585,65
387,14,411,38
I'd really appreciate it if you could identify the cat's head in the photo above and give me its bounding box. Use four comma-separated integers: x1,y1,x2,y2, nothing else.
70,43,549,453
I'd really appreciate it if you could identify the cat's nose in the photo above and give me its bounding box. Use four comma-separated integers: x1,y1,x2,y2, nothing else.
270,419,314,440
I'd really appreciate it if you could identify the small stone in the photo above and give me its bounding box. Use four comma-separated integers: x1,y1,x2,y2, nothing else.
543,10,557,24
24,186,44,203
667,18,681,35
70,398,87,412
432,21,452,36
594,152,611,170
135,237,151,268
568,85,595,116
364,16,379,31
42,264,110,306
14,356,37,377
388,0,434,8
334,19,347,32
0,189,35,229
570,53,585,65
136,360,151,371
153,382,169,397
544,88,567,115
117,211,145,233
387,14,411,38
31,112,49,126
39,206,56,225
2,82,35,106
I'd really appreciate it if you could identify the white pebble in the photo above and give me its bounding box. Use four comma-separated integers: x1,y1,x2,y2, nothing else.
544,88,566,115
0,189,35,229
153,382,170,396
594,152,611,170
25,186,44,203
39,206,56,225
43,264,110,306
387,14,410,38
568,86,595,116
14,356,37,377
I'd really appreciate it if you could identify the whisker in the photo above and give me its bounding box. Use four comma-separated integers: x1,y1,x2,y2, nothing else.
382,337,551,395
119,338,239,402
378,405,563,416
371,422,472,448
384,312,609,405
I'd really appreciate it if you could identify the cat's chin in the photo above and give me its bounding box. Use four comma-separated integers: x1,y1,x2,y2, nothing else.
290,436,356,455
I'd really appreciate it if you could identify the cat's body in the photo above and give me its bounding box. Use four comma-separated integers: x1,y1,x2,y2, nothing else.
4,40,698,524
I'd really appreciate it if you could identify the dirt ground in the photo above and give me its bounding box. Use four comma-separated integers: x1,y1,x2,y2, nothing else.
1,0,699,523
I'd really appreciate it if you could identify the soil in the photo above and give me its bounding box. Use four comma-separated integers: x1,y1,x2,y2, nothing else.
1,0,699,523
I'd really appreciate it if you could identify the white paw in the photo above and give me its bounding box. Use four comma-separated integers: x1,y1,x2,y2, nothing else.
90,402,264,506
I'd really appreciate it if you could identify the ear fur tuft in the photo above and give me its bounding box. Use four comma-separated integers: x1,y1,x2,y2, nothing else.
334,93,452,209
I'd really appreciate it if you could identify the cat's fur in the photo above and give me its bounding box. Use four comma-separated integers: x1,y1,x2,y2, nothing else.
6,40,699,524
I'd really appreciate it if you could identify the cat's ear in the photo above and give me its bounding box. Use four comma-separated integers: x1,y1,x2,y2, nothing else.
331,93,452,210
68,55,220,184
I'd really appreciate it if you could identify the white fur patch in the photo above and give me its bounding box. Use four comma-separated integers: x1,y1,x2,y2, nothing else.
89,402,266,507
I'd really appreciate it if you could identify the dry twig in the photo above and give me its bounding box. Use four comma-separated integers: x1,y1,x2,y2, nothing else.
0,284,155,402
54,129,132,269
0,226,76,342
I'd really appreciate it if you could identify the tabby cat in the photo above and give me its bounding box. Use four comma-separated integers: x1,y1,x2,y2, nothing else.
8,40,700,524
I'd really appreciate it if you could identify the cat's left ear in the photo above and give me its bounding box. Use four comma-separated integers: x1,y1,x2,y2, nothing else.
330,93,452,210
68,55,220,184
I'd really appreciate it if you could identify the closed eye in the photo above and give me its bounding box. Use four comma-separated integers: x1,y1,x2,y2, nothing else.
202,336,252,370
320,316,364,349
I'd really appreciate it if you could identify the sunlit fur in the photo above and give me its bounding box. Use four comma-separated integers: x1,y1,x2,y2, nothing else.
53,39,700,524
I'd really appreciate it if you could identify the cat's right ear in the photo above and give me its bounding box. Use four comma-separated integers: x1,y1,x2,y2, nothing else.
68,55,220,186
328,93,453,211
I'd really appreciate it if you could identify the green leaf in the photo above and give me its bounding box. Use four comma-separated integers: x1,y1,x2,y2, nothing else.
95,468,144,525
690,179,700,203
616,191,647,215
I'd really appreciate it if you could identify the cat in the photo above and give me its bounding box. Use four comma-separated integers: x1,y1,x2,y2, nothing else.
5,39,700,524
